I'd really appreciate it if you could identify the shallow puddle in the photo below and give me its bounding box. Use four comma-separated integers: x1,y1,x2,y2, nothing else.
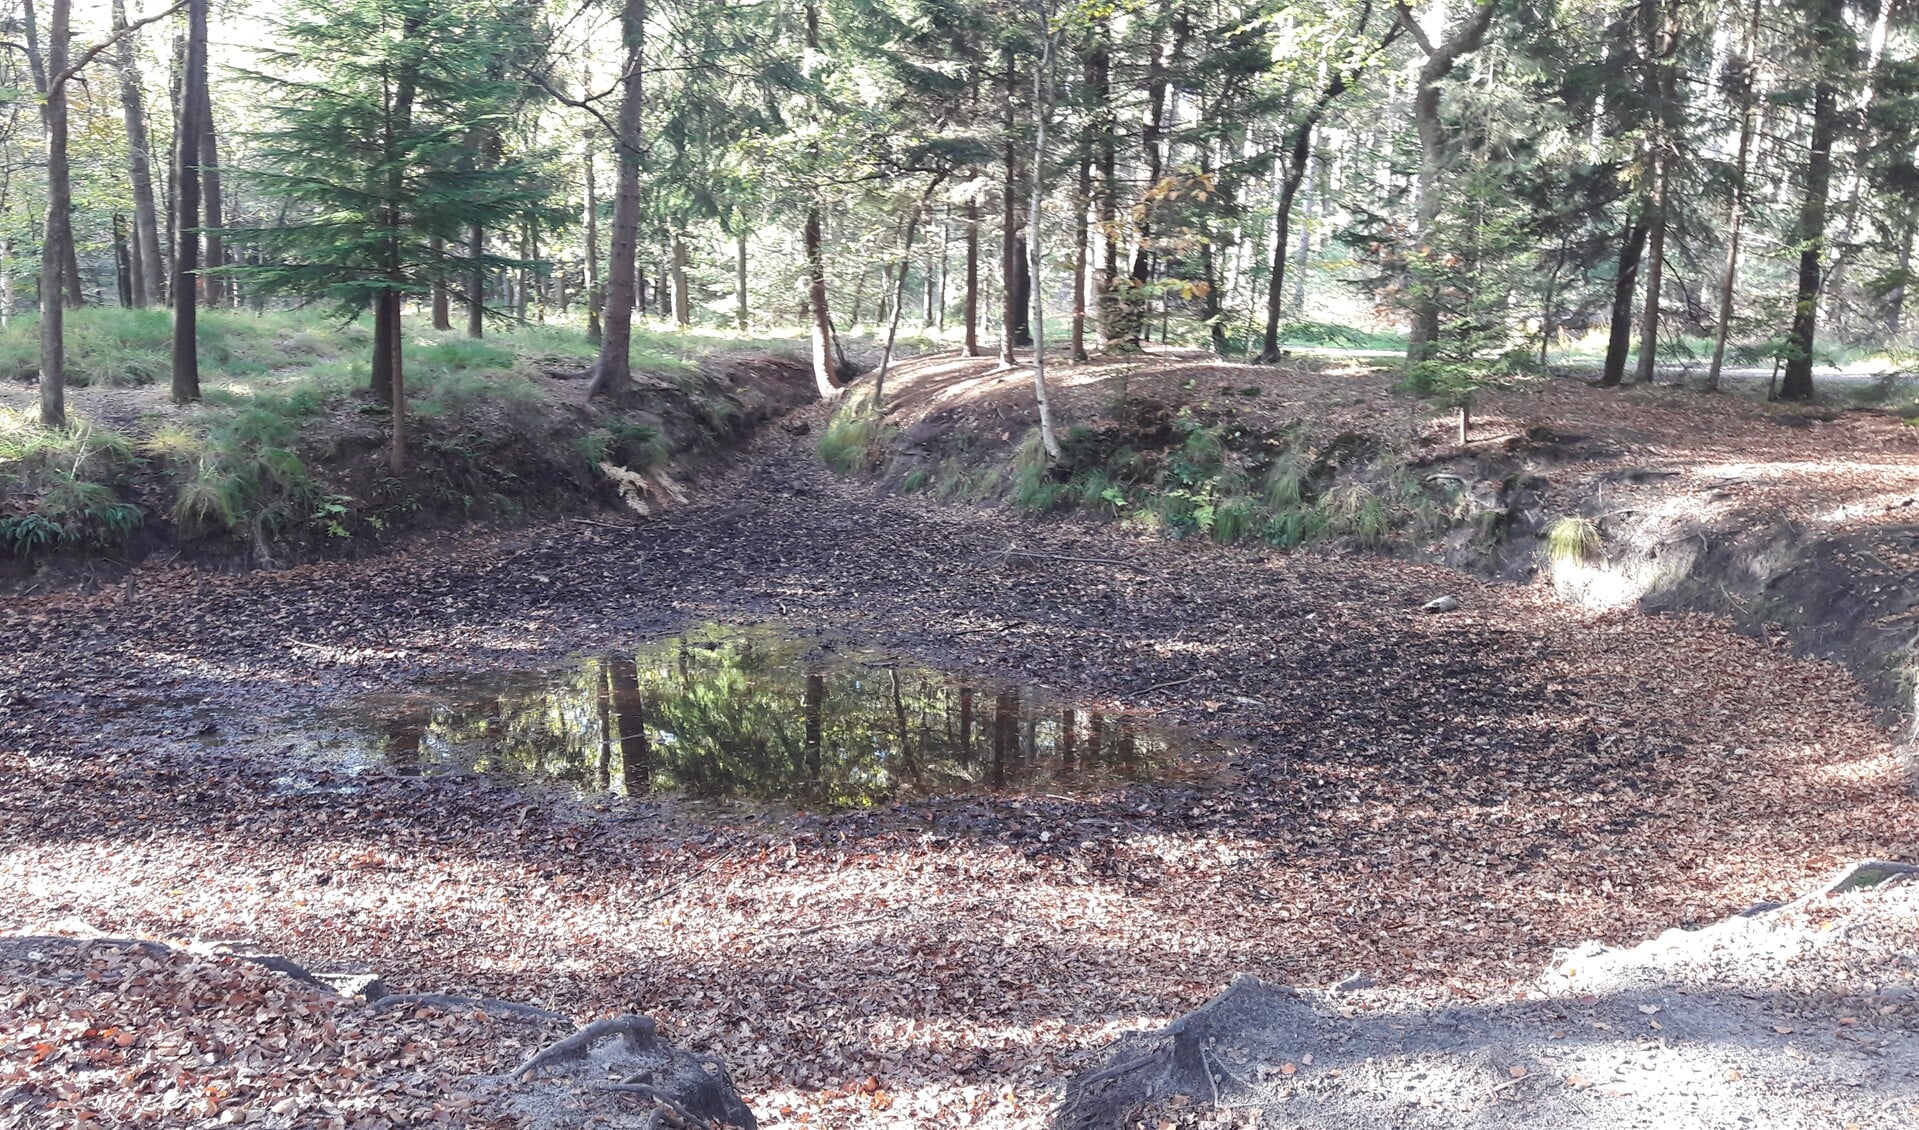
315,623,1202,805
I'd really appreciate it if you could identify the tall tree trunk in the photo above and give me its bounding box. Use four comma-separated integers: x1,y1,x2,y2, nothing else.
1257,43,1362,364
112,0,164,308
670,230,690,326
734,226,748,330
1027,24,1063,462
1707,0,1762,393
1124,22,1184,352
1632,0,1678,385
198,76,224,309
586,0,645,401
113,215,133,307
803,206,839,396
584,140,601,343
1891,222,1914,339
1781,0,1843,402
999,47,1019,366
430,237,452,330
169,0,208,407
1071,136,1090,361
466,222,485,338
1092,27,1121,350
874,199,929,409
1599,223,1648,387
962,194,980,356
1401,1,1497,364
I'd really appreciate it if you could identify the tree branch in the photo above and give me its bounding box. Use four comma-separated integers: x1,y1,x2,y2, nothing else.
55,0,192,90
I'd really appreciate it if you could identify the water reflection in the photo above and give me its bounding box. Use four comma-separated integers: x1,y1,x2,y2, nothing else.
336,625,1188,806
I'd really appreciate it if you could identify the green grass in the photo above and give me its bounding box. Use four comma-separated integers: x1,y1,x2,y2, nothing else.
1547,515,1603,564
818,393,893,474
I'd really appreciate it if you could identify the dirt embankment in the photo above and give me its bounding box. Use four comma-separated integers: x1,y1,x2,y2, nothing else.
833,350,1919,718
2,352,814,587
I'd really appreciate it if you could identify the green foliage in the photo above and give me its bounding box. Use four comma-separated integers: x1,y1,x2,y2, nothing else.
818,396,893,473
234,0,561,319
0,410,140,552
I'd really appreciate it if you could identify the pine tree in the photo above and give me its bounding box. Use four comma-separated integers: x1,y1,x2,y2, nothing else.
236,0,556,468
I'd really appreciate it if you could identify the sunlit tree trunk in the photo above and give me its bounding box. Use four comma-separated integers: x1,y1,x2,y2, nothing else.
1707,0,1762,394
1599,223,1647,388
112,0,165,308
587,0,646,401
430,237,452,330
1781,0,1842,402
169,0,208,406
467,222,485,338
584,139,601,343
198,75,225,309
669,230,689,326
1399,0,1497,364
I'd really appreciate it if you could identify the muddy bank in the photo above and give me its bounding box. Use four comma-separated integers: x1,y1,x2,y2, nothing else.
2,351,813,588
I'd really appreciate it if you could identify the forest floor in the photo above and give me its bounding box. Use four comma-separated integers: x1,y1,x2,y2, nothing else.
4,343,1919,1126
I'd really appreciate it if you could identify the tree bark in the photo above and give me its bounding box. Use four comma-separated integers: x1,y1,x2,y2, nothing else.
1027,22,1063,461
1070,135,1089,361
112,0,165,308
1781,0,1842,402
1092,26,1121,350
586,0,645,401
670,230,689,326
198,75,224,309
802,205,839,396
431,236,452,329
113,214,133,307
1631,0,1678,386
734,226,748,330
584,139,601,343
1399,0,1498,364
1599,223,1648,387
999,46,1019,366
168,0,207,406
1706,0,1762,393
962,193,980,356
467,222,485,338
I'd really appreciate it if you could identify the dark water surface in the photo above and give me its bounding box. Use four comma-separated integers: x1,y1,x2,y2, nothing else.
313,623,1206,806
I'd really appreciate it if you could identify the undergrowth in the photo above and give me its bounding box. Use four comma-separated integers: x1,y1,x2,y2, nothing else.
893,402,1458,550
1,310,764,557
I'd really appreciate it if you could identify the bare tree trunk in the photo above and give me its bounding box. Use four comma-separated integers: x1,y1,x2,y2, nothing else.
1781,0,1842,402
670,231,690,326
1400,1,1498,364
198,75,224,309
1027,21,1063,462
112,0,164,308
1706,0,1762,393
1632,0,1679,386
873,200,929,409
1600,223,1648,387
1070,123,1089,362
113,215,133,306
466,222,485,338
430,237,452,329
962,194,980,356
999,46,1019,366
1092,26,1121,350
587,0,645,401
169,0,208,407
734,226,747,330
803,207,839,396
584,139,601,343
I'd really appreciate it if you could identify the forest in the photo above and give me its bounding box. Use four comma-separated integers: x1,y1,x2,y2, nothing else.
4,1,1919,1129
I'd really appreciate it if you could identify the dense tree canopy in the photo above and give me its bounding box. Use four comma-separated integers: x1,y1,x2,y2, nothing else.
7,0,1919,448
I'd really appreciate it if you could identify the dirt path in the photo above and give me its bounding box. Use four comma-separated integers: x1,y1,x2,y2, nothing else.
1,408,1914,1127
